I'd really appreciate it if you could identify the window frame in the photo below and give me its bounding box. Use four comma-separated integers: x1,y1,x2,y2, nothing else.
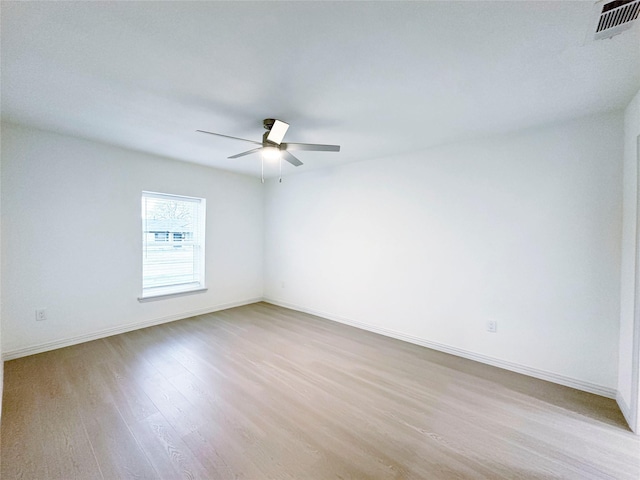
139,191,207,301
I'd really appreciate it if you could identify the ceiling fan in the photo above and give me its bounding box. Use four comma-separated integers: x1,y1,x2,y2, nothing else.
197,119,340,182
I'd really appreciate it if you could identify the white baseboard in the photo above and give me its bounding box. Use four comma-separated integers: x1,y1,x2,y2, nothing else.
263,297,617,399
4,296,619,401
616,392,637,433
2,297,263,361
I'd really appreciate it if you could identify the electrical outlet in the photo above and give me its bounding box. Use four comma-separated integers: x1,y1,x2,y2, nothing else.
487,320,497,333
36,309,47,321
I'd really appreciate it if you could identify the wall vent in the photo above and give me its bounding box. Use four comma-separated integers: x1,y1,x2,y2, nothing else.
592,0,640,40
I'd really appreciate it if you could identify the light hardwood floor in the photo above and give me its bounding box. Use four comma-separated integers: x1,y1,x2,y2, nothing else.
1,302,639,479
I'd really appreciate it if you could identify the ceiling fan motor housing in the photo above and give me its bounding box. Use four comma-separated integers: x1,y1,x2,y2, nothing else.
263,118,276,130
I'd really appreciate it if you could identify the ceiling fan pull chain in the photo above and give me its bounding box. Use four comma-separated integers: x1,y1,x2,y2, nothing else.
279,156,282,183
261,155,264,184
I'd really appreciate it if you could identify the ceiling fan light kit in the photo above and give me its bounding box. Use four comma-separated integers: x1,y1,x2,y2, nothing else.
261,146,281,161
197,118,340,183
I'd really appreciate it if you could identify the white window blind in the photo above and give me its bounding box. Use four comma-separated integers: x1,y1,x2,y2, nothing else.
141,191,206,299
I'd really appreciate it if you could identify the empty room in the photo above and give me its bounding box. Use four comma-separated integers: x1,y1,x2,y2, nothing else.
1,1,640,478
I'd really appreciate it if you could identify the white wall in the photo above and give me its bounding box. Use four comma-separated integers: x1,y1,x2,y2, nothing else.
264,111,624,395
0,123,3,423
1,123,263,357
618,89,640,431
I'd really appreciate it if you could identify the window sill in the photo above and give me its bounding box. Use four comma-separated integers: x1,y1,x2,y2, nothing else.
138,286,208,302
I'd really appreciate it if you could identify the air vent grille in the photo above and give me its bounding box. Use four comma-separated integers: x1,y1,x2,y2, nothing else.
594,0,640,39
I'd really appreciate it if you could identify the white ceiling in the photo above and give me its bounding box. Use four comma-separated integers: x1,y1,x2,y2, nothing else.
2,1,639,178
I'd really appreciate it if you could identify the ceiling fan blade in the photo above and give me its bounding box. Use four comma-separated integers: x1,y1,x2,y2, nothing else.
282,142,340,152
196,130,262,146
266,120,289,145
282,151,303,167
228,147,263,159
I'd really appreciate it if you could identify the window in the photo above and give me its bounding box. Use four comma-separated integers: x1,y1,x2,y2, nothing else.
140,191,206,300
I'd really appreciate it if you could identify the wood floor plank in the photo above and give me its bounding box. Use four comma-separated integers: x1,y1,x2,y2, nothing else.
2,350,103,479
127,412,212,480
96,359,160,425
0,385,50,480
34,358,103,479
80,400,159,479
2,302,639,479
63,360,159,479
